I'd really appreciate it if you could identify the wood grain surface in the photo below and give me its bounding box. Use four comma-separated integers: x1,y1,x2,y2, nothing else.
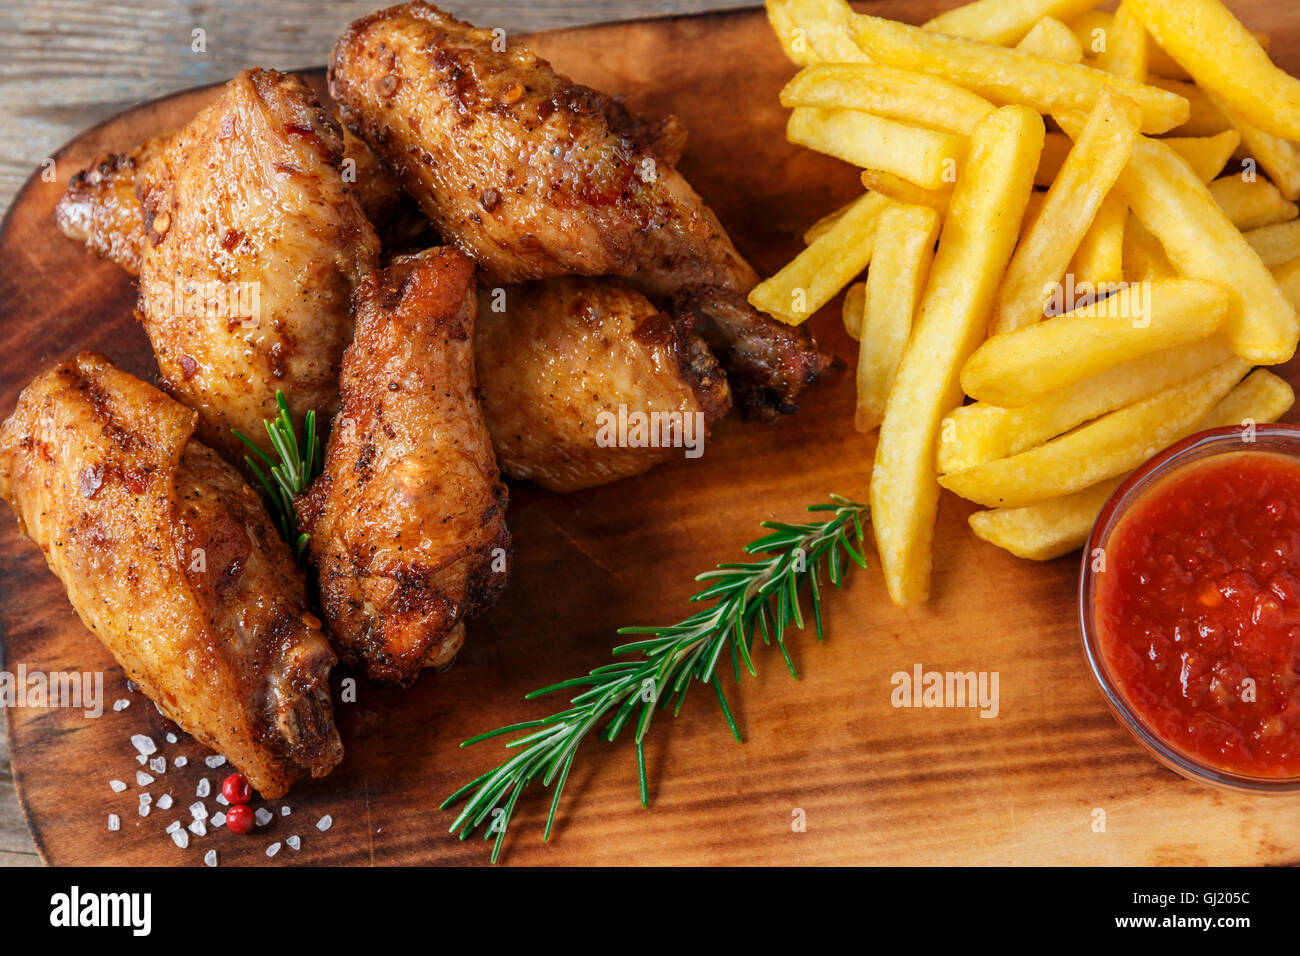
5,0,1300,867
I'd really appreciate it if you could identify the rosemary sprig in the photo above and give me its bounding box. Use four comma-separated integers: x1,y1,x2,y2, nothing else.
232,390,323,559
441,494,870,862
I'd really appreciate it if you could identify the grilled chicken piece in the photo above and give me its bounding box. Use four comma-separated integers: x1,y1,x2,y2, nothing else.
297,247,509,684
78,69,377,466
0,353,342,797
328,1,833,415
477,277,730,492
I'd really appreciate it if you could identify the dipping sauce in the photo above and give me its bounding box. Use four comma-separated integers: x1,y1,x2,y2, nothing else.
1095,450,1300,778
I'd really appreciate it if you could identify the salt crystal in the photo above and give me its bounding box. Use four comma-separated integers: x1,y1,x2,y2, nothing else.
109,779,126,793
107,814,120,832
156,793,173,811
113,699,130,712
165,820,180,834
204,755,226,769
138,803,150,817
136,755,147,765
254,807,272,827
196,778,211,798
211,811,226,828
171,828,189,849
286,835,301,851
189,801,208,821
130,733,156,756
136,771,153,786
215,793,229,806
280,806,291,817
173,756,187,769
165,733,178,744
203,849,217,867
266,842,281,858
149,756,166,774
316,814,332,832
188,819,207,837
138,793,151,806
127,680,138,693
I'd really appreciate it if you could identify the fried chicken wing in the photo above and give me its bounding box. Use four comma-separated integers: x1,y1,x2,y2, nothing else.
297,247,509,684
129,68,380,463
328,1,833,415
0,353,342,797
477,277,730,492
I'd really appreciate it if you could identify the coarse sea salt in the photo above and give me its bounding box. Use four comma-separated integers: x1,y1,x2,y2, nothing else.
130,734,156,756
166,820,180,834
254,808,273,827
113,699,130,712
205,755,226,769
173,756,188,768
138,803,150,818
266,842,281,858
138,793,151,806
135,755,147,765
171,828,189,849
211,811,226,828
109,779,126,793
188,819,207,837
281,806,291,816
107,814,120,832
149,756,166,775
190,801,208,821
165,733,178,744
204,849,217,867
286,835,301,851
136,771,153,787
316,815,332,832
196,778,211,798
156,793,173,811
215,793,229,806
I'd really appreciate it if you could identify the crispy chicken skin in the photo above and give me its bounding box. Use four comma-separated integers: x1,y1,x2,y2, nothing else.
0,353,342,797
297,248,509,684
328,1,833,415
133,68,380,463
477,277,730,492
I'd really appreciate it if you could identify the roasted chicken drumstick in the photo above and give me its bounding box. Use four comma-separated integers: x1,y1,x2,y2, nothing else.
297,247,510,684
328,1,833,415
0,353,343,797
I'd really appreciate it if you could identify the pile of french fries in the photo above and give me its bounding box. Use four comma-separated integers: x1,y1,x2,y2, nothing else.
752,0,1300,606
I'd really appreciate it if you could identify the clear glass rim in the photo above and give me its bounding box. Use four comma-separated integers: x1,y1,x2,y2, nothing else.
1078,422,1300,793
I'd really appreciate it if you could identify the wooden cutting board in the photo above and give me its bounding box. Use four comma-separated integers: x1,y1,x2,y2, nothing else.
4,0,1300,866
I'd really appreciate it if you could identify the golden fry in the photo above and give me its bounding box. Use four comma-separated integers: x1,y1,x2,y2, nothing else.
787,107,966,189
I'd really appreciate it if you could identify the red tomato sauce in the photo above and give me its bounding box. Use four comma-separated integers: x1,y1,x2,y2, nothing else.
1096,451,1300,778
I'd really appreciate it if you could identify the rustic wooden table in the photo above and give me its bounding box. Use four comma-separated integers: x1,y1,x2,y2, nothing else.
0,0,752,867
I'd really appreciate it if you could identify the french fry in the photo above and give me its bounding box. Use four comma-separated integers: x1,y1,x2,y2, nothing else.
849,12,1189,134
1208,176,1299,231
856,203,940,432
964,278,1229,406
749,191,889,324
1274,256,1300,311
1160,131,1241,183
786,108,966,189
938,336,1233,473
1147,30,1269,82
1243,219,1300,268
803,196,857,244
1122,214,1175,280
1149,76,1231,136
781,64,994,135
941,357,1249,508
1094,4,1147,80
991,90,1141,335
871,105,1042,606
1211,94,1300,201
1124,0,1300,141
1016,17,1083,62
859,169,953,214
1068,9,1112,58
842,280,865,340
764,0,867,65
1060,121,1300,364
1068,190,1125,286
967,369,1294,559
923,0,1101,46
